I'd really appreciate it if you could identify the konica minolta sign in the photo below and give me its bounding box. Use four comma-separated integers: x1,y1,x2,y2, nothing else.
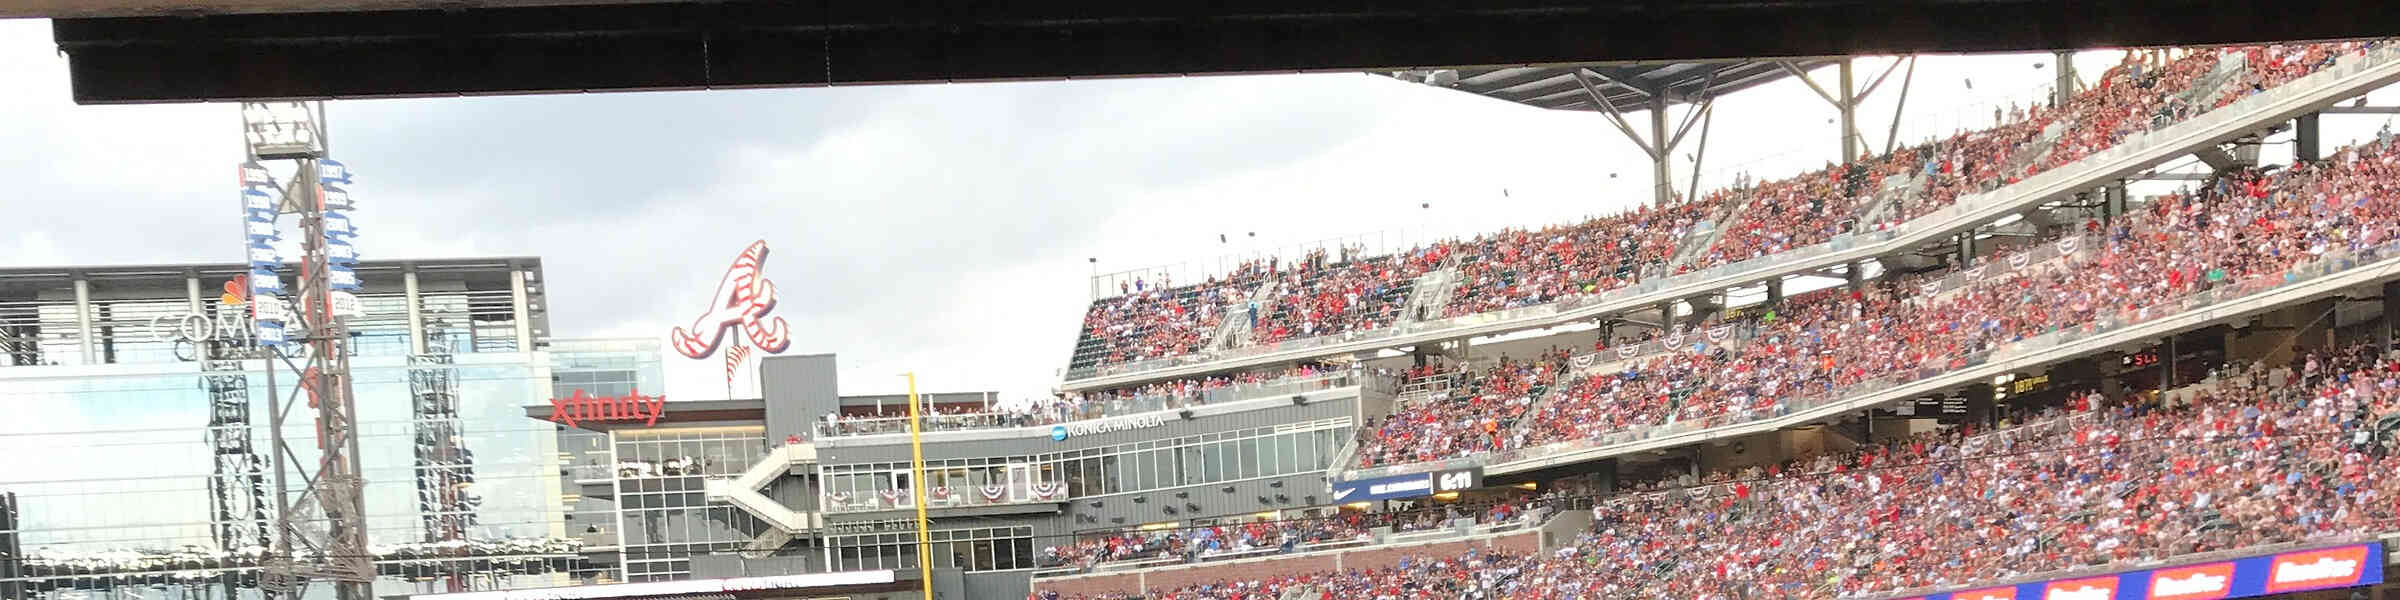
1330,467,1481,503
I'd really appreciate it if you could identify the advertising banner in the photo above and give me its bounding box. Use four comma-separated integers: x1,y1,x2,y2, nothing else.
1331,472,1434,503
1880,543,2382,600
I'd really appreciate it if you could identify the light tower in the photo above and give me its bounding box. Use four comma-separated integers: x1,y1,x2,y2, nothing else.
241,101,375,600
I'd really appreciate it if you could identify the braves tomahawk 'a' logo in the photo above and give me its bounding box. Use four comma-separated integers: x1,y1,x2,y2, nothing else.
672,240,792,358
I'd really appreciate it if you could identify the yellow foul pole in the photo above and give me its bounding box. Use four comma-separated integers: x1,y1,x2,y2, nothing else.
905,373,933,600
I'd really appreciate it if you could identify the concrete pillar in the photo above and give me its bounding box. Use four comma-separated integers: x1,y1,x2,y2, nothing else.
1765,277,1785,307
405,267,427,355
1650,96,1674,207
2052,50,2075,109
509,268,534,352
2297,112,2322,163
1846,261,1866,290
1657,301,1676,328
2161,334,2176,392
185,274,203,314
1839,59,1857,163
1957,232,1977,266
2385,280,2400,356
73,275,94,364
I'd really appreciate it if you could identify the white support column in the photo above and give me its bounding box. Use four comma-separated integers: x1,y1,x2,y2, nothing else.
404,267,427,355
2053,50,2076,109
186,274,203,313
73,275,94,364
1839,59,1858,163
510,268,533,352
1650,96,1673,207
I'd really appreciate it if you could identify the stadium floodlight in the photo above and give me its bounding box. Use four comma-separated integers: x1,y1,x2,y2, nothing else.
241,102,323,160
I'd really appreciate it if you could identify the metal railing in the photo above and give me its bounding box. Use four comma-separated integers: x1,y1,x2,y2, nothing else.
1347,221,2400,480
817,371,1365,438
821,481,1068,514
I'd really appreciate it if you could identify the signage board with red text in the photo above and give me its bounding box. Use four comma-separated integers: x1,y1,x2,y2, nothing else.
1879,543,2381,600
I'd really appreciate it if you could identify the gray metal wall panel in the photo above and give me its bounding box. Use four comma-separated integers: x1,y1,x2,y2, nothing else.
1046,472,1326,536
762,354,838,442
958,570,1031,600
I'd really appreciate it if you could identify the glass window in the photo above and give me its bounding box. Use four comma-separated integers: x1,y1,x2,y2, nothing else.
1201,443,1223,482
1296,432,1320,471
1101,455,1124,495
1152,449,1169,490
1234,438,1256,479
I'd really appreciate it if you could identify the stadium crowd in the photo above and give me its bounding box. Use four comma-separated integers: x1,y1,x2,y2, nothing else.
1047,340,2400,599
1353,131,2400,467
1354,349,1573,467
1039,495,1554,571
1064,41,2381,374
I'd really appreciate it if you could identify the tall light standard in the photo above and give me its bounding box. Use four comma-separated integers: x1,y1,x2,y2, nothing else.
242,101,373,600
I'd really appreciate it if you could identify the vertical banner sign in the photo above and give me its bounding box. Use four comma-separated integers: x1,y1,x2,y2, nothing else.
240,162,288,346
319,160,365,319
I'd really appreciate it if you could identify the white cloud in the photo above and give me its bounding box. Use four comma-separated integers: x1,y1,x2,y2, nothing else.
9,21,2400,409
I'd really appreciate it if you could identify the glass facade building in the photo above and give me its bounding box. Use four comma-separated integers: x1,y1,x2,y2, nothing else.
0,259,651,600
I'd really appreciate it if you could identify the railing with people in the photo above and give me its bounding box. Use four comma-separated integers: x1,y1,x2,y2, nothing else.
1346,222,2400,480
1065,41,2400,387
817,370,1370,439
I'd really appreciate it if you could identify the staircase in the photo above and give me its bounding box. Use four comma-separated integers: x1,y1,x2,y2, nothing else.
1212,279,1279,350
1400,267,1461,322
2180,51,2254,110
704,443,820,554
1670,186,1753,268
1392,371,1460,410
1853,170,1923,230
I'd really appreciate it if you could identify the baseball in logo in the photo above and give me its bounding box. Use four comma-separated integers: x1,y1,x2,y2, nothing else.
672,240,793,359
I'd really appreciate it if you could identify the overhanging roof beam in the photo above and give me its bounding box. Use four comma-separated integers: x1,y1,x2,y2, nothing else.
1779,61,1844,109
1884,56,1919,153
1576,71,1658,158
1663,68,1720,151
1853,57,1907,102
1584,67,1659,99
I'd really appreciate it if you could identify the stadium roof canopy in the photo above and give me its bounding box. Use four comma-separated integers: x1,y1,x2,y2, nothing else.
1399,60,1840,114
27,0,2400,104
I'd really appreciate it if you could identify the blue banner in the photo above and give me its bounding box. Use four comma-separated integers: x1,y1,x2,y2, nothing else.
326,237,358,265
1331,472,1435,503
328,264,360,291
317,159,352,185
255,321,285,346
1886,542,2383,600
322,211,355,238
245,242,280,269
243,188,277,211
248,269,284,296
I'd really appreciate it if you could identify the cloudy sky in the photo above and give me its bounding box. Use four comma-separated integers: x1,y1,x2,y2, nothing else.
12,20,2368,401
